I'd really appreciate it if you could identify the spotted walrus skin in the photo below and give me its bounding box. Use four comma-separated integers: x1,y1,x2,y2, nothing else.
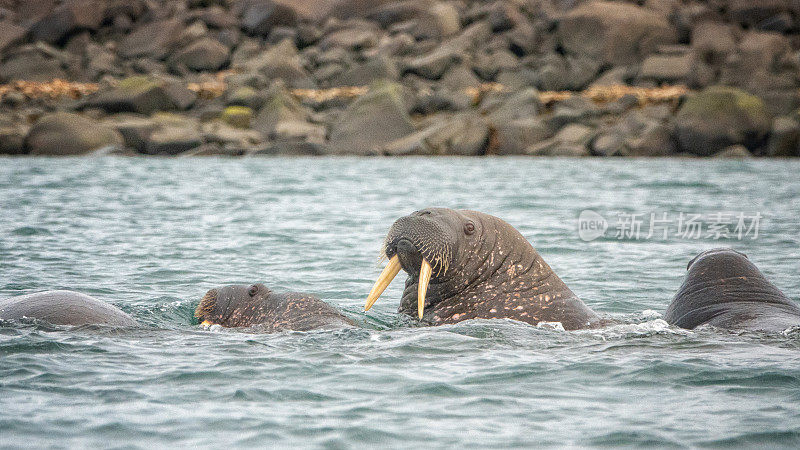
365,208,601,330
664,248,800,332
195,283,354,332
0,290,137,327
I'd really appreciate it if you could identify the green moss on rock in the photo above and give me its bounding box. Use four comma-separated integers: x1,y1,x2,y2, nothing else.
221,106,253,129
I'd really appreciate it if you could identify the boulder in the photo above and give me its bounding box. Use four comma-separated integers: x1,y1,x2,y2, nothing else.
767,117,800,157
0,127,28,155
238,39,313,88
625,123,676,156
558,1,675,65
330,55,398,87
82,76,196,115
329,81,414,155
220,106,253,129
691,21,737,64
0,21,26,53
726,0,789,29
405,22,491,79
240,0,297,36
320,27,378,51
169,38,230,72
28,0,105,44
713,144,752,158
117,19,183,59
639,53,694,83
675,86,771,156
491,117,550,155
0,52,65,82
526,123,595,156
25,113,123,155
252,82,310,136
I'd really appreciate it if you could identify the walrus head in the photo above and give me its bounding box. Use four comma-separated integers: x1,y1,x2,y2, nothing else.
364,208,598,329
665,248,800,330
195,283,272,327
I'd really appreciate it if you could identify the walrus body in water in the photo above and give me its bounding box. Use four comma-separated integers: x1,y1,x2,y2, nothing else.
195,283,354,332
364,208,601,330
664,248,800,332
0,290,137,327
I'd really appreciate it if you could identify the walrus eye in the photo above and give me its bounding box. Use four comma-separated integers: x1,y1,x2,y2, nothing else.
464,222,475,235
248,285,258,297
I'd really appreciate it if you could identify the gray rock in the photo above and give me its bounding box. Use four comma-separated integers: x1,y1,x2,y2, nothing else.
117,18,183,59
0,52,65,82
726,0,789,29
0,21,26,53
429,2,460,37
272,120,326,144
526,123,595,156
440,64,481,90
491,117,550,155
692,21,737,64
675,85,772,156
591,133,627,156
713,144,752,158
330,55,398,87
558,1,675,65
0,127,28,155
405,21,490,79
639,53,694,83
238,39,313,88
169,38,230,72
241,0,297,36
107,116,159,152
29,0,105,44
226,86,265,110
82,76,196,115
767,117,800,157
625,122,676,156
143,127,202,156
25,112,124,156
320,27,378,51
329,81,414,155
485,88,542,124
252,82,310,136
429,113,490,156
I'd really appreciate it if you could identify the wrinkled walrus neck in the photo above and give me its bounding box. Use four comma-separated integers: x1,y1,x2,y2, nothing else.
398,216,599,330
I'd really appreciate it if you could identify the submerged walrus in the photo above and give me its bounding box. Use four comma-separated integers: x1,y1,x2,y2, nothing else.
664,248,800,332
0,290,137,327
195,283,354,331
364,208,601,330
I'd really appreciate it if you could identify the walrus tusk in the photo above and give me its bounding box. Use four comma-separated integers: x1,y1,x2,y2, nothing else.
365,255,401,311
418,259,432,319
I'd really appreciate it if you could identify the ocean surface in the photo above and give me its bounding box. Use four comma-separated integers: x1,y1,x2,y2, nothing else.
1,156,800,448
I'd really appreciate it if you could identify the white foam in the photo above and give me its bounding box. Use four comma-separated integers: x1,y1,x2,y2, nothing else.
536,321,565,331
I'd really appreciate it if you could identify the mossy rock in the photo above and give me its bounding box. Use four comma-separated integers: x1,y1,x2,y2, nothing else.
676,86,771,156
221,106,253,129
328,81,414,155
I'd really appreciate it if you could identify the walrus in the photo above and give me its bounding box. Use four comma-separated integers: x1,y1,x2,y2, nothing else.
195,283,354,331
664,248,800,332
364,208,602,330
0,290,137,327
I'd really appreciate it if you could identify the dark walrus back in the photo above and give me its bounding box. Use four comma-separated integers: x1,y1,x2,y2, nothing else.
664,249,800,332
0,290,138,327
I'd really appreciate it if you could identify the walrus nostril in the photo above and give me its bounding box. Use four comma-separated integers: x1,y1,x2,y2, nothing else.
396,239,417,254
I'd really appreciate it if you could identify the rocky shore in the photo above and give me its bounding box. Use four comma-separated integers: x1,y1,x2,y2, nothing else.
1,0,799,157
